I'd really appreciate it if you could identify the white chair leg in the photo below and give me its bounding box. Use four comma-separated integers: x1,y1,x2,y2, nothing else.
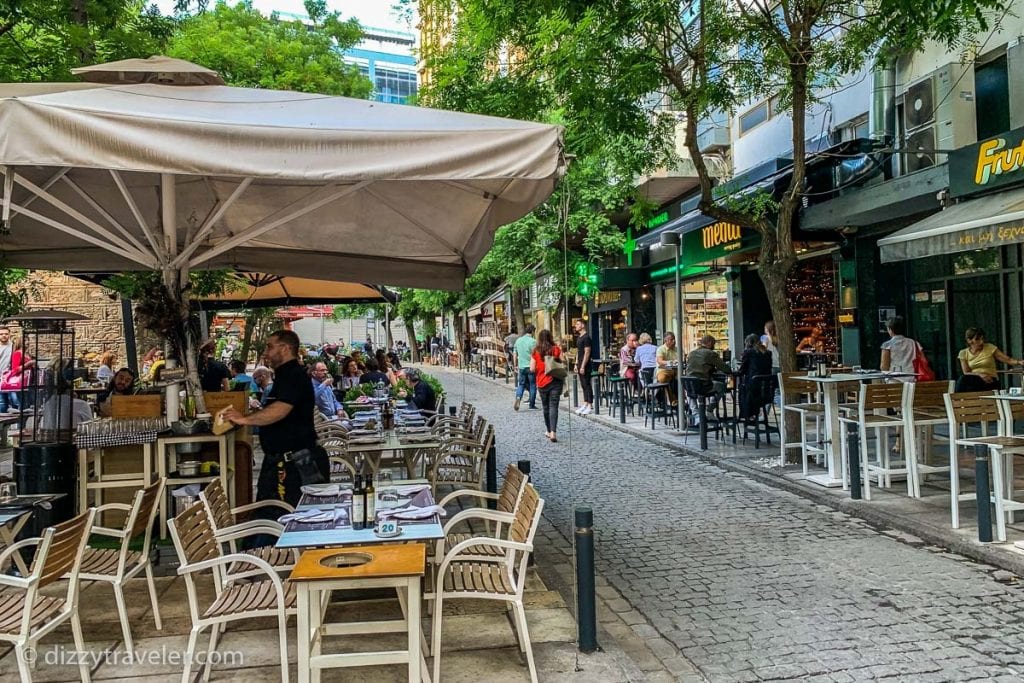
991,449,1007,542
905,427,920,498
277,608,290,683
181,626,202,683
861,425,872,501
800,417,809,477
950,444,961,528
512,601,538,683
202,619,223,683
71,612,92,683
113,583,134,654
431,594,444,683
145,562,163,630
15,642,32,682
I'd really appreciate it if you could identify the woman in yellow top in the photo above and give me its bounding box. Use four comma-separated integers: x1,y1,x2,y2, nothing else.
955,327,1023,392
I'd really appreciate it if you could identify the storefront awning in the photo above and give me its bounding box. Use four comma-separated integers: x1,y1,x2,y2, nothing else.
878,185,1024,262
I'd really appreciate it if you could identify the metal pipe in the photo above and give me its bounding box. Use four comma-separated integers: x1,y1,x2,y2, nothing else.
575,507,599,653
486,441,497,510
975,445,993,543
847,422,862,500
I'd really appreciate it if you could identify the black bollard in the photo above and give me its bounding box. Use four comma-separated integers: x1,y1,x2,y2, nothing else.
572,373,579,408
975,444,993,543
619,382,626,424
517,459,531,479
698,397,708,450
448,405,457,417
847,422,862,500
486,442,498,510
592,375,600,415
575,507,599,653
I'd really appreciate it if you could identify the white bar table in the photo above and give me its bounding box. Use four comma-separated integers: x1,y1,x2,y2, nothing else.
985,394,1024,544
799,372,914,487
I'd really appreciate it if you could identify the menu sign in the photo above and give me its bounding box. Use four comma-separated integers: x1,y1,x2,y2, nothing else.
950,126,1024,197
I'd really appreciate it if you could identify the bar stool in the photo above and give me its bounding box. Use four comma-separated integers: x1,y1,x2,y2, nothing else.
640,368,675,430
681,376,723,449
901,380,954,497
740,374,777,449
838,381,906,500
778,372,826,474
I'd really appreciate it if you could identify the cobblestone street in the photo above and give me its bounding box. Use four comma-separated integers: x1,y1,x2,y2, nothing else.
436,368,1024,682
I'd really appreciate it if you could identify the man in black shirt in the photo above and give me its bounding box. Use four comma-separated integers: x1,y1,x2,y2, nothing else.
358,358,391,386
223,330,327,508
573,319,594,415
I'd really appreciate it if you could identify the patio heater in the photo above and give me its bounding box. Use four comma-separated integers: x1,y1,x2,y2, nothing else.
6,309,87,538
659,232,686,432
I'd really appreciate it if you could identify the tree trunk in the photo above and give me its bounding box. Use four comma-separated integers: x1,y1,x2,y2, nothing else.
510,289,527,334
384,305,394,349
404,321,420,362
240,310,257,365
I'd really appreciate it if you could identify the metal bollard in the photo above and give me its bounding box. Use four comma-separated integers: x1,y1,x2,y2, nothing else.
517,459,531,479
847,422,862,500
575,507,599,653
975,444,993,543
592,375,600,415
619,382,626,424
486,442,497,510
448,405,457,417
572,373,579,408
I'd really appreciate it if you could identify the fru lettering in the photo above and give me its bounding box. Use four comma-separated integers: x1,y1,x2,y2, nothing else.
974,137,1024,186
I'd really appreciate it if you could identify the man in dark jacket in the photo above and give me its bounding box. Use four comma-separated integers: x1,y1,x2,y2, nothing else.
405,368,437,412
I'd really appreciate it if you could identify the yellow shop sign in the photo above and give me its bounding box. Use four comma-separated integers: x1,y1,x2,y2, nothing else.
701,222,743,250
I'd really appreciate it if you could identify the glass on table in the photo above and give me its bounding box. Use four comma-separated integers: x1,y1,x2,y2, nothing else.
0,482,16,500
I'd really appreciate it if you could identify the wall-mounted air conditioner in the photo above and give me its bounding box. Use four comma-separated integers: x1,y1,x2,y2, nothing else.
696,111,731,152
900,61,977,173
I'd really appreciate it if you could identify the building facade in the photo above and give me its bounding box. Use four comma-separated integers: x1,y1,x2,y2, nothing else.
343,26,418,104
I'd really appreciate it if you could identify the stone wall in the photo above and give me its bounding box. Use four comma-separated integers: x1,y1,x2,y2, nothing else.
16,271,150,368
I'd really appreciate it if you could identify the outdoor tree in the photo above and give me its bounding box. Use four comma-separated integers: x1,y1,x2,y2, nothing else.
414,0,1007,371
412,2,674,334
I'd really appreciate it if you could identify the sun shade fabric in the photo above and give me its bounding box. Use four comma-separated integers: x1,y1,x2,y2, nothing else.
199,275,395,308
0,81,563,289
71,56,225,85
878,185,1024,263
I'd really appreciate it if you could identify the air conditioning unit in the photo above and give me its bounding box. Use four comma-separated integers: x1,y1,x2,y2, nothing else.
899,62,977,173
696,111,731,151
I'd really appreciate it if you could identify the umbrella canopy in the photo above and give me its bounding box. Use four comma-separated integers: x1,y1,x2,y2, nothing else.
71,56,226,85
198,273,397,308
0,58,564,289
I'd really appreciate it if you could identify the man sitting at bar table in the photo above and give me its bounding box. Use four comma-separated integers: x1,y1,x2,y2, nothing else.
311,361,348,419
656,332,679,404
685,335,731,418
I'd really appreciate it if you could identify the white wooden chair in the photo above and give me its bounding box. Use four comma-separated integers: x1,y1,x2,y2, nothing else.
75,479,164,654
434,463,529,565
778,372,825,473
0,509,96,683
838,382,906,499
199,478,297,581
168,500,296,683
429,483,544,683
429,423,494,498
901,380,954,497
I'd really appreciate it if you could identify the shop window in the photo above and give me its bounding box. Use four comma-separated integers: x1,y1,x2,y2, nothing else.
953,248,1001,275
739,101,769,135
786,256,838,354
975,53,1009,140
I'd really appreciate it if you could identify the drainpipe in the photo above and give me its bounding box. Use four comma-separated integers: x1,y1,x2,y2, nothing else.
837,43,897,186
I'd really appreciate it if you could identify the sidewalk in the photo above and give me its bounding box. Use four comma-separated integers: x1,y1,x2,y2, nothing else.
456,366,1024,579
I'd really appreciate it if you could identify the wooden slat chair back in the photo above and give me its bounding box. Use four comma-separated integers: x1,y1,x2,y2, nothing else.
199,479,298,581
168,501,295,683
860,382,904,412
430,424,494,496
778,372,826,472
910,380,955,412
431,484,545,683
778,372,819,403
76,479,165,654
0,509,96,683
435,463,530,565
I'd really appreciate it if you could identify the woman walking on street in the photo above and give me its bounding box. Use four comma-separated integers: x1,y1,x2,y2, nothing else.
531,329,565,442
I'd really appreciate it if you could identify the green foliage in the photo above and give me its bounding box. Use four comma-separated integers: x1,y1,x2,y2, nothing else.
0,0,174,83
100,269,240,300
343,382,375,402
0,268,36,320
166,1,371,97
417,370,446,400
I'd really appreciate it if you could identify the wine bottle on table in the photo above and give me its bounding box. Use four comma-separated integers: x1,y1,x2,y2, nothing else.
365,475,376,530
352,475,365,530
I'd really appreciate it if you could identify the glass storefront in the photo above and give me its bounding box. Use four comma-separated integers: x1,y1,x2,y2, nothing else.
661,276,730,353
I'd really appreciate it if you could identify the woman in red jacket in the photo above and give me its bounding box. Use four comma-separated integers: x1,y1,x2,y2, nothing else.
530,329,564,442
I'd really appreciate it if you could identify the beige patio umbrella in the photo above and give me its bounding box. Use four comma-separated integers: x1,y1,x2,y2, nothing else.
0,56,564,411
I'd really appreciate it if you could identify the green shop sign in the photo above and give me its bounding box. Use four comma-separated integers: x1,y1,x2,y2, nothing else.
950,125,1024,198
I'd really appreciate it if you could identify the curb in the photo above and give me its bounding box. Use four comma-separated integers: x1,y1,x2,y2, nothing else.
445,365,1024,578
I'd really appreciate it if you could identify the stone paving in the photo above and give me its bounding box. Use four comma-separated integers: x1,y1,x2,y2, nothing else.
436,367,1024,682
